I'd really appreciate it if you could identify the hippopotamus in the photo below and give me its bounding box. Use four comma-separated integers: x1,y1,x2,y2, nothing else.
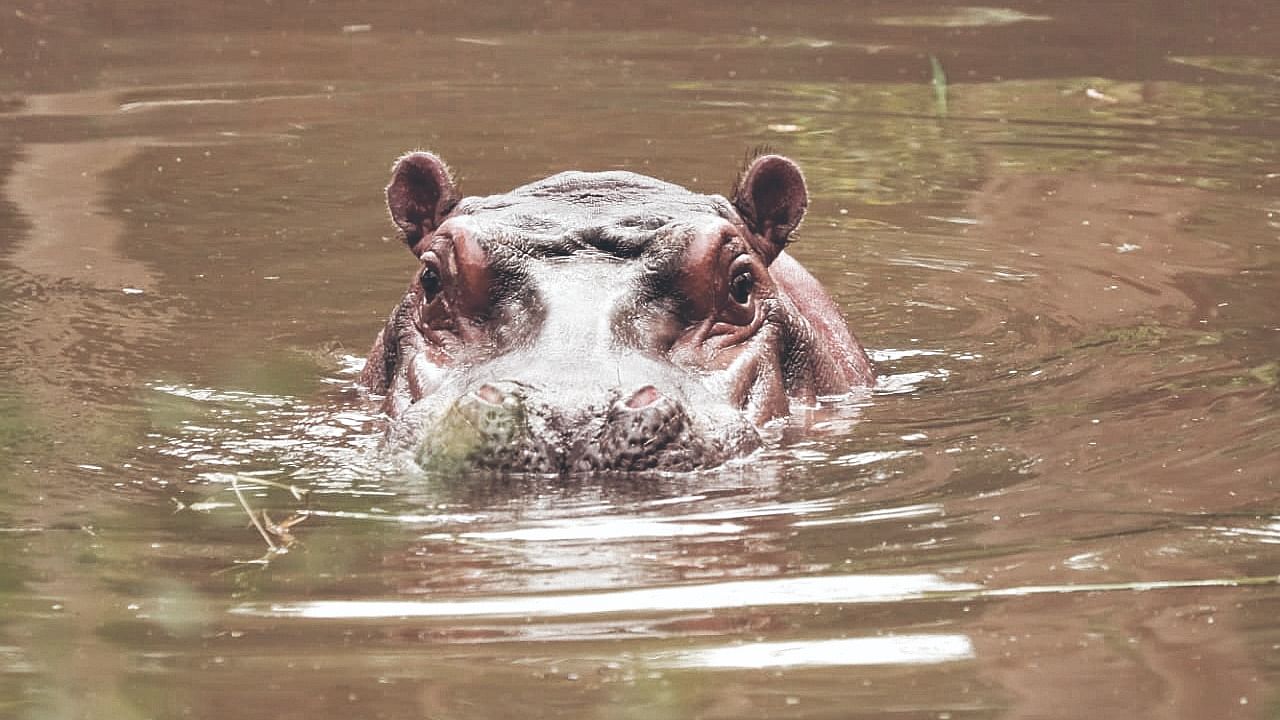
359,151,873,473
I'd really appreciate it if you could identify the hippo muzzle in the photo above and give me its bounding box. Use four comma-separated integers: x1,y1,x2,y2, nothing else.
360,151,874,474
410,380,758,473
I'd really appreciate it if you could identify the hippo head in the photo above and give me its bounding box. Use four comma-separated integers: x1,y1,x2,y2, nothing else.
359,152,873,474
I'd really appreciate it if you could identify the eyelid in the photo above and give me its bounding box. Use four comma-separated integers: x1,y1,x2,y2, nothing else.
728,253,756,275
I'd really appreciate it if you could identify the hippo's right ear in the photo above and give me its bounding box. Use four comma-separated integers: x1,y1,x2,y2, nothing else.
732,154,808,264
386,152,459,248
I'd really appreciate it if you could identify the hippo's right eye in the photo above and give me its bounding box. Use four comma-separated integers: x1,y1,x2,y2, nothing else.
419,265,443,299
729,269,755,305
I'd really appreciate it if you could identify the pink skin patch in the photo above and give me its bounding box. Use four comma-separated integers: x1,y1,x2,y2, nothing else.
475,382,506,406
626,385,661,409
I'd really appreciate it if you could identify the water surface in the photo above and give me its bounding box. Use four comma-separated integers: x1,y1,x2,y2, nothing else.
2,2,1278,718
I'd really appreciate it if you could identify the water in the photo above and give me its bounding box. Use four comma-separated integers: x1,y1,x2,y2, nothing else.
2,2,1278,718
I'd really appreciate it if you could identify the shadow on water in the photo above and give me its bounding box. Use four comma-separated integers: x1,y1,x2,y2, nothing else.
1,1,1279,718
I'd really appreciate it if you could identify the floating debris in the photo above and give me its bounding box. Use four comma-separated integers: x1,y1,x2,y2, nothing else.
1085,87,1120,104
930,55,948,118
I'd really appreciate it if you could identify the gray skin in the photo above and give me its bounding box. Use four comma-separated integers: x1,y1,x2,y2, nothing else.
359,152,874,474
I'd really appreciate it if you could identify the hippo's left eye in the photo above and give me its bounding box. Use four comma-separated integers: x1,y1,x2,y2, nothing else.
419,265,443,300
729,269,755,305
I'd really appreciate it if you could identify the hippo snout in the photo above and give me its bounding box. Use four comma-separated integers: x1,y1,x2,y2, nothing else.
421,380,760,474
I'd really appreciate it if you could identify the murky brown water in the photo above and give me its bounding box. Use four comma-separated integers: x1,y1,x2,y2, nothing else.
3,2,1279,718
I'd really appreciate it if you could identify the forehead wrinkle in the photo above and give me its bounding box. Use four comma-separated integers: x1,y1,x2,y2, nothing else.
464,214,709,263
447,171,733,260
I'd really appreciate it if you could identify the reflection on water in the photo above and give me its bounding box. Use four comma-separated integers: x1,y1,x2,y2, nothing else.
232,573,979,619
2,1,1278,718
651,635,976,669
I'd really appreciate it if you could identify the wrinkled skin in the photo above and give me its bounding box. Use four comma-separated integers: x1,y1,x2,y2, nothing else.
359,152,873,474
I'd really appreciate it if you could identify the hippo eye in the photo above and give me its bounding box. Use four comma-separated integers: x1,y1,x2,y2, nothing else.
729,269,755,305
419,265,442,299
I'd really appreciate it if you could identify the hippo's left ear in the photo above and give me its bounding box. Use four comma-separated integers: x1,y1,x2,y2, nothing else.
732,154,808,264
386,151,460,249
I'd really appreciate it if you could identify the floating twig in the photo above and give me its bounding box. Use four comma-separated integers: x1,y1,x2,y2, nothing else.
231,473,279,551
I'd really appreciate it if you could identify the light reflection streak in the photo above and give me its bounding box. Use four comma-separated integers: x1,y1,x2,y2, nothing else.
304,509,486,525
1204,521,1280,545
457,519,746,541
830,449,915,467
675,499,835,521
651,634,975,669
875,369,951,394
150,382,295,407
870,348,946,361
230,573,976,620
794,503,943,527
118,94,335,113
424,500,836,542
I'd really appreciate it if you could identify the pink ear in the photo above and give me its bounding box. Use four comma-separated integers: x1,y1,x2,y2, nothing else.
732,154,808,263
386,152,459,248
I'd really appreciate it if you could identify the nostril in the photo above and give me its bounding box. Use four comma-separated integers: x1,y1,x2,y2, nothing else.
474,383,507,406
625,385,662,409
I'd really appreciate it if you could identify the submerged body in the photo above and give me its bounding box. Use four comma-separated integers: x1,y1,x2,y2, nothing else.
360,152,873,473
